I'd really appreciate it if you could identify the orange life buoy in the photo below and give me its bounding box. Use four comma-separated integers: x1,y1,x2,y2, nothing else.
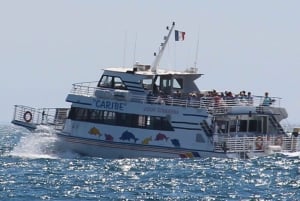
23,111,32,122
255,136,263,150
275,136,283,146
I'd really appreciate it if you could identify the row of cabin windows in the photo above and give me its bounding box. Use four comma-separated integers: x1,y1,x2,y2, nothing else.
68,107,174,131
217,119,266,134
97,75,184,95
229,119,263,133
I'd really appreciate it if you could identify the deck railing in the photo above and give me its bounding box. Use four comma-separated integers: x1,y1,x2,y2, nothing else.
69,81,282,110
71,81,97,97
12,105,69,130
213,135,299,153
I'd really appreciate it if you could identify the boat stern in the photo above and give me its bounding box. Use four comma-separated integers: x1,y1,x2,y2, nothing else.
11,105,69,131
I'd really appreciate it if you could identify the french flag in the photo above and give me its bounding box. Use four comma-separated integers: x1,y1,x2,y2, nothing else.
175,30,185,41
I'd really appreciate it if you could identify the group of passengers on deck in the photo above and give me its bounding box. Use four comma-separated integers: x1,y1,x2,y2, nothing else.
149,88,274,107
186,90,255,107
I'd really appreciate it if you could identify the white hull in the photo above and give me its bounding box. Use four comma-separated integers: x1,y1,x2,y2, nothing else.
56,132,228,158
56,131,276,159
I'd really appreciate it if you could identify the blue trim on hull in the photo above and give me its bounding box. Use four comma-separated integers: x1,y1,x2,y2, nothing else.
66,101,92,105
171,121,200,125
11,120,37,130
173,127,202,131
183,113,208,118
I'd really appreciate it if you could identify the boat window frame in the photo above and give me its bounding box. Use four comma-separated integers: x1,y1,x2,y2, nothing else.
98,75,127,90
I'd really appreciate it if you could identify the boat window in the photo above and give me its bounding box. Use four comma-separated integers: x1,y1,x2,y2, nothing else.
217,121,228,133
239,120,247,132
249,120,262,133
160,78,172,94
98,76,126,89
162,79,171,88
138,116,147,127
113,77,126,89
89,110,101,121
173,78,183,89
99,75,113,88
104,111,115,123
229,120,238,132
142,79,153,90
115,113,128,125
229,119,249,132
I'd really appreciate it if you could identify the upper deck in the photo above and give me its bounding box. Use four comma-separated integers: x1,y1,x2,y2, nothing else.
68,80,284,116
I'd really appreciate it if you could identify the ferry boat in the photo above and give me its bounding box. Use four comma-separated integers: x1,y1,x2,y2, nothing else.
11,22,300,159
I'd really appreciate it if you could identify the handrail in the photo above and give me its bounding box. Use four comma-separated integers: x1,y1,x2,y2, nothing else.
12,105,69,130
71,81,98,97
69,81,283,111
213,135,298,153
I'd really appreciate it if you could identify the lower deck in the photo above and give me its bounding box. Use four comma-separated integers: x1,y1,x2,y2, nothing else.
11,105,300,159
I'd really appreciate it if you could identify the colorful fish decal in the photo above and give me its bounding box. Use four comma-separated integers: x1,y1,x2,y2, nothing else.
155,133,169,141
105,134,114,141
171,139,180,147
89,127,101,136
179,152,200,158
142,136,152,145
119,130,138,143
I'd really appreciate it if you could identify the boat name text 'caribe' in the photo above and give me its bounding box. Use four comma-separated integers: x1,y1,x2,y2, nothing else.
95,100,126,111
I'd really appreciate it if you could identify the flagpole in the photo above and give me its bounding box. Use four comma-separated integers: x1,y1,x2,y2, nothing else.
151,22,175,73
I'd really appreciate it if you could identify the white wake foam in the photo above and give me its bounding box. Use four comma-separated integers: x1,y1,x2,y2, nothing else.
280,151,300,157
10,125,78,159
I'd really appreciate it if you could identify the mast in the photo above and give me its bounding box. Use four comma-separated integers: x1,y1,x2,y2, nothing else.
193,29,200,73
151,22,175,73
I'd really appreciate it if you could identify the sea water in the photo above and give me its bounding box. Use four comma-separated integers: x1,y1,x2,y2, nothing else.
1,124,300,201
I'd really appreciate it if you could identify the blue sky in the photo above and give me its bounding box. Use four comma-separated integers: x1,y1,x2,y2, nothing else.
1,1,300,125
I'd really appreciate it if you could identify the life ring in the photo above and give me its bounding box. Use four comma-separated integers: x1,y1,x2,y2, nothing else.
274,136,283,146
23,111,32,122
255,136,263,150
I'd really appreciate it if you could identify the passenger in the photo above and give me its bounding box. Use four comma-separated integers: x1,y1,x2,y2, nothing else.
218,92,225,107
225,91,234,106
220,92,225,99
212,89,217,96
262,92,273,106
188,93,197,106
238,91,246,104
154,95,165,104
214,93,221,107
226,91,234,99
174,90,181,98
246,92,253,105
153,83,159,95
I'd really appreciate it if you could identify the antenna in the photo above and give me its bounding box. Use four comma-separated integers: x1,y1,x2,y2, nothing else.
123,31,127,67
151,22,175,73
132,32,138,66
193,27,200,72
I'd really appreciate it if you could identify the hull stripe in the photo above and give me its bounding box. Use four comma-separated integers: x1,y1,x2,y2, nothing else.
172,121,200,125
173,127,202,131
183,114,208,118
